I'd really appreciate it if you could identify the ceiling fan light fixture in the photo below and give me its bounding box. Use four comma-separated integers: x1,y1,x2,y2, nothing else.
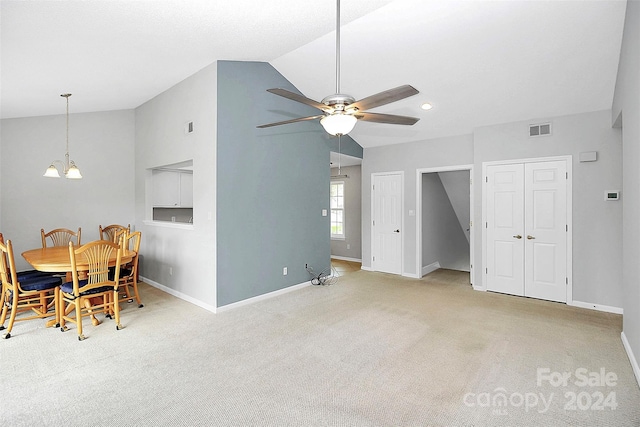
421,102,433,110
320,114,357,136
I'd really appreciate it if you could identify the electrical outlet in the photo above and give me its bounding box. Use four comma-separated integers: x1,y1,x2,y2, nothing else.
283,267,288,276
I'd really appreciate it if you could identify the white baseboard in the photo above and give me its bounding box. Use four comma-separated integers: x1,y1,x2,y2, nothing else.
140,276,217,313
331,255,362,263
569,300,623,314
216,281,312,312
361,265,374,272
422,261,441,277
621,331,640,389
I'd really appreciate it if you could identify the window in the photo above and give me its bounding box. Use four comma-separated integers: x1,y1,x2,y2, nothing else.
330,181,345,239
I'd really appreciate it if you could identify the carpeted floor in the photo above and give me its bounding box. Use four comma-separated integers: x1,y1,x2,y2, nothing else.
1,266,639,426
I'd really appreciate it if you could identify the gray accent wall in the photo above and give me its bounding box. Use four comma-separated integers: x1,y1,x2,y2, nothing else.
217,61,362,306
612,0,640,383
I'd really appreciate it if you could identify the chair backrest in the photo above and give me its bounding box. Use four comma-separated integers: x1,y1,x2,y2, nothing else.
122,231,141,275
0,237,19,293
41,228,81,248
99,224,130,243
68,239,122,296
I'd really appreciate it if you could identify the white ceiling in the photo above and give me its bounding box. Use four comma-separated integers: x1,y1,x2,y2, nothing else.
1,0,627,149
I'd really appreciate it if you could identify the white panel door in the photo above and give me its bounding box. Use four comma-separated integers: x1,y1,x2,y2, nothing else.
486,164,525,296
485,159,568,303
524,161,567,302
372,173,402,275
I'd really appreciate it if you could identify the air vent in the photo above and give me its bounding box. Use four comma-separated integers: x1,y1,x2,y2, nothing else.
184,121,194,134
529,122,551,137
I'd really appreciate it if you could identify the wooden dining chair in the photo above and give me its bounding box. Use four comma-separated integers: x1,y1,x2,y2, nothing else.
41,227,81,248
116,231,143,308
0,237,62,339
99,224,130,243
59,239,123,341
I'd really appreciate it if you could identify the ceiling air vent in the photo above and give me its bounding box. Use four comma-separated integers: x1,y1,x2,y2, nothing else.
529,122,551,137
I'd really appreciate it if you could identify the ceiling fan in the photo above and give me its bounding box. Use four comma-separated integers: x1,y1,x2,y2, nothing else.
257,0,420,136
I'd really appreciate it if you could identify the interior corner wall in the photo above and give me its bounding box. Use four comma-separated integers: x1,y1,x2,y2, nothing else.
1,110,135,270
216,61,331,307
421,173,469,272
135,62,217,309
362,134,475,276
330,164,362,261
612,0,640,382
473,109,623,309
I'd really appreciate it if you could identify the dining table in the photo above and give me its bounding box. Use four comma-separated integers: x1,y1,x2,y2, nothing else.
22,245,136,327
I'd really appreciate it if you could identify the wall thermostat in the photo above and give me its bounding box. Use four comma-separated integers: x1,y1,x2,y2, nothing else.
605,190,620,201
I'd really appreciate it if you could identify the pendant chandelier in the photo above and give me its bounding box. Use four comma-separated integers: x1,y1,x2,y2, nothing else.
43,93,82,179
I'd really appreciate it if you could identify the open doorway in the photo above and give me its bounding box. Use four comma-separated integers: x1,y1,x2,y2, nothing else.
416,165,474,283
330,152,362,264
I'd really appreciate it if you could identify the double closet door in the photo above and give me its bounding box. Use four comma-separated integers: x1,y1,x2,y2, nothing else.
485,159,568,303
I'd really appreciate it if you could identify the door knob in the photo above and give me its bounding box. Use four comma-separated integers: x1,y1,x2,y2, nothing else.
513,235,522,239
394,229,400,233
527,235,535,240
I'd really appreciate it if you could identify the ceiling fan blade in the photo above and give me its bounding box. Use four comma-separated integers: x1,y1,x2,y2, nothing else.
349,85,419,112
257,115,325,129
266,89,329,112
355,112,419,126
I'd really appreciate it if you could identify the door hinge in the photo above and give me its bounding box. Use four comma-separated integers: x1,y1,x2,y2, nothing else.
470,221,473,227
373,220,375,226
566,172,568,179
470,178,473,185
566,224,568,232
485,222,488,228
486,267,488,274
373,256,376,262
485,176,488,183
566,277,568,285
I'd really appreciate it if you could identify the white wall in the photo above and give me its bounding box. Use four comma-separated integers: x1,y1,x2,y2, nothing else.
135,63,217,309
473,110,623,308
612,0,640,384
362,109,622,309
362,134,475,276
1,110,135,269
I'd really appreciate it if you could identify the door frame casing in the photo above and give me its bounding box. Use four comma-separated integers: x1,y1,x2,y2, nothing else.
415,165,474,281
371,171,404,275
481,155,573,304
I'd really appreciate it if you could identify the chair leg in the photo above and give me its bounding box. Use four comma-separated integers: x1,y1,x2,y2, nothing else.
75,298,85,341
114,290,123,331
132,279,144,308
84,298,101,326
3,292,19,339
0,288,8,331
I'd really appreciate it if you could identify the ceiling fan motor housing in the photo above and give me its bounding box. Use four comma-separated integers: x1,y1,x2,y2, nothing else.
322,94,357,112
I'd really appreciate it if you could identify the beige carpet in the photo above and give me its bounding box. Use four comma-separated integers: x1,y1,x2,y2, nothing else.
1,267,639,426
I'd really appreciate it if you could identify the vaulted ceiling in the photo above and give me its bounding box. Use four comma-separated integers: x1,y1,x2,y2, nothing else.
1,0,626,148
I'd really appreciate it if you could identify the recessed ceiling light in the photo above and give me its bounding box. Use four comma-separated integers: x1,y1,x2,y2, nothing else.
421,103,433,110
